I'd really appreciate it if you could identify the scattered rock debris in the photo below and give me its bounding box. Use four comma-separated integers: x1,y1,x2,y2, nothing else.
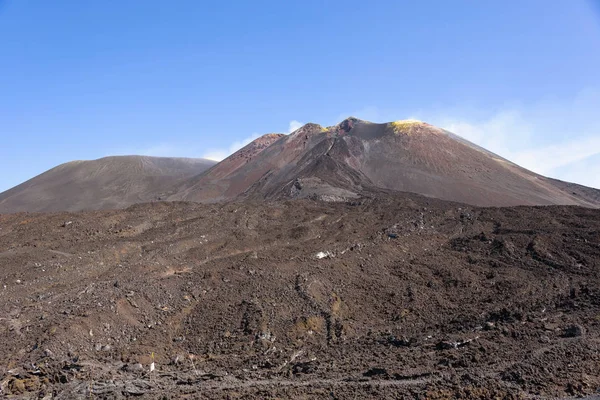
0,194,599,398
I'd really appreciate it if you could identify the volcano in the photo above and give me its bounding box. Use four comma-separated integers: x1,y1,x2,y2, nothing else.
2,122,600,399
1,118,599,213
172,118,600,207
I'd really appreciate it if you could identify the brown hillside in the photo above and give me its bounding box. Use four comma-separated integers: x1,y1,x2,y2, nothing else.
174,118,600,207
0,156,216,213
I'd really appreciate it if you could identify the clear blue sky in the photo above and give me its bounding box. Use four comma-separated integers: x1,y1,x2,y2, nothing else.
2,0,600,191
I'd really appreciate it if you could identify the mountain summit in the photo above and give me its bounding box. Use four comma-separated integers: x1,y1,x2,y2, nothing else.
171,118,600,207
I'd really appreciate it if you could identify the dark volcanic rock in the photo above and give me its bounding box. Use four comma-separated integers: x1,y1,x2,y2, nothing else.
1,194,600,398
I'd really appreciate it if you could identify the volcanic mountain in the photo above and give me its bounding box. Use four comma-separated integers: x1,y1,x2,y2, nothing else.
172,118,600,207
2,118,599,213
0,156,215,213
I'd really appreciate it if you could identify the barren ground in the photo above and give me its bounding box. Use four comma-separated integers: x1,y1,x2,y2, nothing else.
1,194,599,399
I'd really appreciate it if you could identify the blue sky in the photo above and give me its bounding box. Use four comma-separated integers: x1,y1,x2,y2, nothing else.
1,0,600,192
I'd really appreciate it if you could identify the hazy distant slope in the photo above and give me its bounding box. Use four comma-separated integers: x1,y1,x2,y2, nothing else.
0,156,216,213
545,177,600,205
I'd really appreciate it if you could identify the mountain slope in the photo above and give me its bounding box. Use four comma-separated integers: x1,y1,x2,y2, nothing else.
0,156,216,213
174,133,285,202
175,118,600,207
172,124,344,203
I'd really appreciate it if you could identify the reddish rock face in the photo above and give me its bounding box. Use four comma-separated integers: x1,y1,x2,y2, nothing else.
233,133,285,160
336,117,358,134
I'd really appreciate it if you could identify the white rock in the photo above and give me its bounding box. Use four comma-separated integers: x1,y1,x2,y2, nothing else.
315,251,333,259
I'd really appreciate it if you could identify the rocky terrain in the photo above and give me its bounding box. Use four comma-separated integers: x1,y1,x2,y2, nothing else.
1,193,599,398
